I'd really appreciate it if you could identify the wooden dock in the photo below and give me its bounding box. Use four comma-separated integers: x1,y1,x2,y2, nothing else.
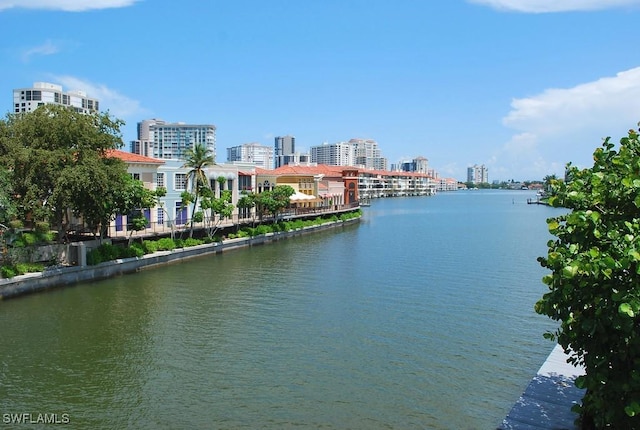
498,344,585,429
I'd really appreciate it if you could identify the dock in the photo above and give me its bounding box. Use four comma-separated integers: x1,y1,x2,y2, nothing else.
498,344,585,429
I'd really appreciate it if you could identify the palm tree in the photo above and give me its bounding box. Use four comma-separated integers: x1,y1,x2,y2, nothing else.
181,143,215,237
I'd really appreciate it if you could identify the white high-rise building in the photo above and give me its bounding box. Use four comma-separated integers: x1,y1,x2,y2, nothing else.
310,142,355,166
349,138,386,169
467,164,489,184
13,82,99,114
131,119,216,160
227,143,274,168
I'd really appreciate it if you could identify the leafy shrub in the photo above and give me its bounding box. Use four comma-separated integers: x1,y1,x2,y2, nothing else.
86,243,122,266
143,241,158,254
1,266,17,278
255,225,272,235
536,128,640,428
34,222,50,235
183,238,203,247
19,232,38,246
38,231,55,243
156,238,176,251
8,220,23,229
15,263,43,275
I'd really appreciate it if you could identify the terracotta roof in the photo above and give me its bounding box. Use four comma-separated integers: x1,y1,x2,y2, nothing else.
106,149,165,164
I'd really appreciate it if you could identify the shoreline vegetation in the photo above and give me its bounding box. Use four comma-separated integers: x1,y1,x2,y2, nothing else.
0,210,362,300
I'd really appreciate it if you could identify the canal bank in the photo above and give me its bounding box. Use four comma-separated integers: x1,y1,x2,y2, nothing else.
0,217,360,300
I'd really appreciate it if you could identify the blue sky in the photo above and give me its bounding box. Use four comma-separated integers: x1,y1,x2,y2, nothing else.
2,0,640,181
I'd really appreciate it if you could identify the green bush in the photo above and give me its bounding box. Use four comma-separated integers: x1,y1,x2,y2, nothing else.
255,225,272,235
183,238,203,247
8,220,23,229
156,238,176,251
34,222,50,235
19,232,38,246
143,241,158,254
536,128,640,428
1,266,17,278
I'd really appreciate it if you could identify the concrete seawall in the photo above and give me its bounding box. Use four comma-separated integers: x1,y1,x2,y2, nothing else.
0,218,360,300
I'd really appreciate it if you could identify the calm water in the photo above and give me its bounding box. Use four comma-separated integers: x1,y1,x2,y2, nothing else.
0,190,563,429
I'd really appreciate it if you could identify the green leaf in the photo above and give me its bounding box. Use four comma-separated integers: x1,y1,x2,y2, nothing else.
562,265,578,279
620,303,635,318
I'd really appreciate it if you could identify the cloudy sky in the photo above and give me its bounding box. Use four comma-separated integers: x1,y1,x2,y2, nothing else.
2,0,640,181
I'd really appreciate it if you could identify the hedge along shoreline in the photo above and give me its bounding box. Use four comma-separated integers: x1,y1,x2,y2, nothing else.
0,212,362,300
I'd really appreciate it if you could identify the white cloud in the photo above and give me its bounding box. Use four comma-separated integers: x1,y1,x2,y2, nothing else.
0,0,139,12
52,75,147,120
21,40,60,62
467,0,640,13
494,67,640,180
504,67,640,135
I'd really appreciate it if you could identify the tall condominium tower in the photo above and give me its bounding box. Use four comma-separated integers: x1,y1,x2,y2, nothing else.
310,142,355,166
467,164,489,184
227,143,274,168
274,135,295,168
131,119,216,160
12,82,99,114
349,138,388,170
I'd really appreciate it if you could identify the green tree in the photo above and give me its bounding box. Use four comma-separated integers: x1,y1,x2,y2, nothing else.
255,185,295,222
0,105,124,240
535,127,640,429
0,167,16,225
200,188,234,238
237,193,257,227
181,143,215,237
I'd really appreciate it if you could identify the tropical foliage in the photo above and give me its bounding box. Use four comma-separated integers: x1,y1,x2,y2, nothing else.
535,126,640,429
181,142,215,237
0,105,156,241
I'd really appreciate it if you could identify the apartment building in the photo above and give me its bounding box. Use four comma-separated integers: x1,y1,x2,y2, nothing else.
467,164,489,184
227,142,273,168
274,135,295,168
310,142,355,166
13,82,99,114
130,119,216,161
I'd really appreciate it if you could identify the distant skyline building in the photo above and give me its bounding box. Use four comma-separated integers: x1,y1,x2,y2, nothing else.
12,82,99,115
274,135,295,168
227,142,273,168
349,138,388,170
467,164,489,184
399,156,429,174
131,119,216,160
310,142,355,166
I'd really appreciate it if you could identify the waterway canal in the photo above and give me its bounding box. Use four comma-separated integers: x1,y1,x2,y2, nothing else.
0,190,564,429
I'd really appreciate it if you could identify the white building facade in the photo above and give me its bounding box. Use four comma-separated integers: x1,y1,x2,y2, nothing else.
13,82,99,114
467,164,489,184
131,119,216,161
310,142,355,166
227,143,274,168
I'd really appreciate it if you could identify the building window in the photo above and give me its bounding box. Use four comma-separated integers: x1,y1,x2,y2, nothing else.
157,208,164,225
132,173,141,181
156,173,165,188
175,173,187,190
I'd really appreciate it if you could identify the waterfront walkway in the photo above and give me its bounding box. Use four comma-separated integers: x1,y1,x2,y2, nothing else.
498,344,585,429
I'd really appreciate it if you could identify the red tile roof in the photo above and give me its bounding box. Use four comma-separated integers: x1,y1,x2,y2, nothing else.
106,149,165,164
